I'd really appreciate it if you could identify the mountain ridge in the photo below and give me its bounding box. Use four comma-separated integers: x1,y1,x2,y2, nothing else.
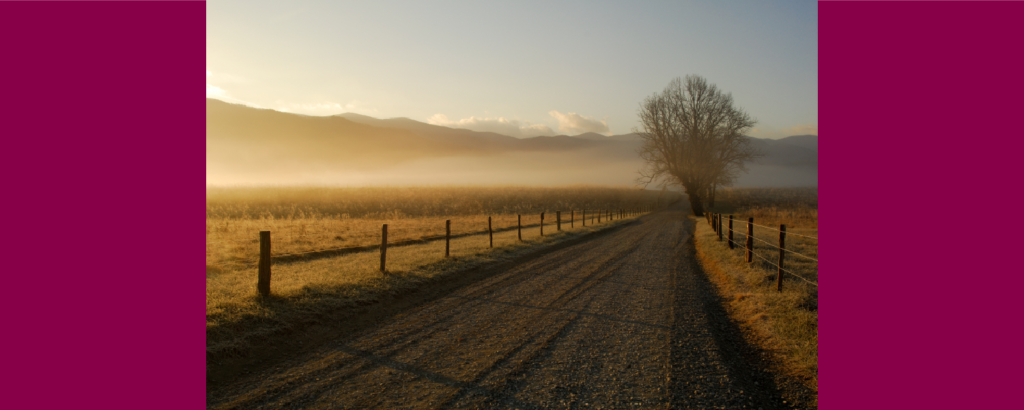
207,98,816,186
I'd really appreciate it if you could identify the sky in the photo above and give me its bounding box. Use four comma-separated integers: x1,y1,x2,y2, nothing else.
207,0,817,139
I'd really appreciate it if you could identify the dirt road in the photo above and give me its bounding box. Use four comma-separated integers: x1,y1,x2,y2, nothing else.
209,203,800,409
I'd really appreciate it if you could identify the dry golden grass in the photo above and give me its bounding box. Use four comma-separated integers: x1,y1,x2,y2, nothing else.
206,185,672,363
207,213,596,273
206,185,669,219
711,187,818,287
696,187,818,403
206,185,668,272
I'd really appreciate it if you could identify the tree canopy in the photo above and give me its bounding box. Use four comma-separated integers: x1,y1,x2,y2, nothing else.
635,75,761,215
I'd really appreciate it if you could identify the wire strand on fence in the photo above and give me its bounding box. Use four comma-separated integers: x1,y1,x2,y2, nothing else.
783,231,819,240
746,235,820,262
748,222,818,240
724,234,819,286
750,250,818,287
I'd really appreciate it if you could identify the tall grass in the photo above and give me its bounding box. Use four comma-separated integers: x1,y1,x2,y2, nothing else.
206,185,669,219
206,186,672,272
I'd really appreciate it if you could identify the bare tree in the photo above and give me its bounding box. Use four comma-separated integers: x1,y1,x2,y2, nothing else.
635,75,760,216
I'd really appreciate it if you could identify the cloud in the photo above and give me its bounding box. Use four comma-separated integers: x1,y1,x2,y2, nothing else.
206,83,263,108
206,70,263,108
427,114,554,138
748,123,818,139
548,110,610,135
206,70,247,84
274,100,378,116
206,83,227,98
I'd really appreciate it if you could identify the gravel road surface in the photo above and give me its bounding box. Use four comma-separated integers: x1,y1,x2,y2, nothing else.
209,202,803,409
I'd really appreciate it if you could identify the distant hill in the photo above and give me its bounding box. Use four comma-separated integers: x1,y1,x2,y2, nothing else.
207,99,816,187
335,112,521,152
778,134,817,151
572,132,643,142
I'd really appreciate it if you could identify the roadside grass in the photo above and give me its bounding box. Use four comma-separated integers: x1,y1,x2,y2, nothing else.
206,211,646,365
693,187,818,402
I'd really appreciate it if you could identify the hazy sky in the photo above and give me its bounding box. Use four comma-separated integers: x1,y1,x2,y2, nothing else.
207,0,817,139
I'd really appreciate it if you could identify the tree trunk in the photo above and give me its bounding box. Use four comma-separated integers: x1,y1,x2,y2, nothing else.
709,183,716,207
688,192,705,216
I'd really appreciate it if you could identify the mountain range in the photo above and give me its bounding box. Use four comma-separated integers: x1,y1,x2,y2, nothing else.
206,98,816,187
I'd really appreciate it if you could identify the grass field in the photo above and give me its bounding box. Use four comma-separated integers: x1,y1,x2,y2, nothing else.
695,187,818,404
206,185,676,367
206,185,673,272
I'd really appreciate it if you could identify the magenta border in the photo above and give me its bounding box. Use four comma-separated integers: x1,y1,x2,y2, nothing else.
1,1,205,408
823,1,1023,409
5,0,1022,408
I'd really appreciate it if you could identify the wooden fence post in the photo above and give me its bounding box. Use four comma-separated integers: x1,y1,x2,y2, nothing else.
746,218,754,263
728,215,734,249
445,220,451,258
488,216,493,248
540,212,545,236
258,231,271,296
518,214,522,241
571,210,574,228
583,209,586,226
777,224,786,292
598,210,601,223
717,214,722,241
557,211,561,231
380,224,388,272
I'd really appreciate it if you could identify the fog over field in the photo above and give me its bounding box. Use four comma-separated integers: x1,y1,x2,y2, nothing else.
206,99,817,187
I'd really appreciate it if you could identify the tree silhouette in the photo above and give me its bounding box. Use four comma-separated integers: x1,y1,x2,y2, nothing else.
635,75,761,215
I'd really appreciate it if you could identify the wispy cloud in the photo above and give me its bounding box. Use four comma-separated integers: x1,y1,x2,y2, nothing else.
206,70,262,108
206,83,228,98
548,111,610,135
275,100,378,116
427,114,554,138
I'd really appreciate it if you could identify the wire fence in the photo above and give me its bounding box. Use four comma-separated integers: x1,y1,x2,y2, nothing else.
707,212,818,288
749,222,818,241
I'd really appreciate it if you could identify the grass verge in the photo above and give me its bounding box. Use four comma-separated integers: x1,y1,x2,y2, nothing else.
691,215,818,405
